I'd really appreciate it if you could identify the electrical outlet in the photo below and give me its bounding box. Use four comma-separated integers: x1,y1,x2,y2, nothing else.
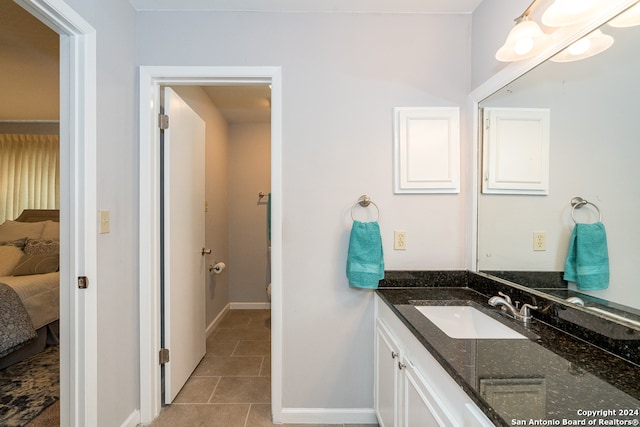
533,232,546,251
394,231,407,250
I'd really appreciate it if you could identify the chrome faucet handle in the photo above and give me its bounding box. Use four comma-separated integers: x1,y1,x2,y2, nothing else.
520,303,538,318
498,291,512,304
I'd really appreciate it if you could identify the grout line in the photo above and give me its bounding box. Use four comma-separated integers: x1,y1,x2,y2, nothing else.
206,376,221,404
230,340,240,356
243,403,251,427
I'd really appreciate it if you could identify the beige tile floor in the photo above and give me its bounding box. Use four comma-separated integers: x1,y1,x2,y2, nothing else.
149,309,378,427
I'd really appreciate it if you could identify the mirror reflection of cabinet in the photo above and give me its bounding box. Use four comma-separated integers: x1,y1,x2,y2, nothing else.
482,107,550,195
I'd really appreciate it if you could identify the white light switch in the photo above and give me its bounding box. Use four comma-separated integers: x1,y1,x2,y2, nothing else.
99,210,110,234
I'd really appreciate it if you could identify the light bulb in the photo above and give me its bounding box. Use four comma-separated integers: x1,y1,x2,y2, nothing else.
514,37,534,55
542,0,601,27
568,37,591,56
550,29,614,63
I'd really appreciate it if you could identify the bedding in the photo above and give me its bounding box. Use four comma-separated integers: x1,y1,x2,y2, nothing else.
0,209,59,368
0,283,37,358
0,273,59,331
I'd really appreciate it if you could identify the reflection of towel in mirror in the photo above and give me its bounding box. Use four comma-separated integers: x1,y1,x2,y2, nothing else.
563,222,609,290
346,220,384,289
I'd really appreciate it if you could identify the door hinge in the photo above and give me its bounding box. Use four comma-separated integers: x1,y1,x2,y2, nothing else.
78,276,89,289
159,348,170,365
159,114,169,130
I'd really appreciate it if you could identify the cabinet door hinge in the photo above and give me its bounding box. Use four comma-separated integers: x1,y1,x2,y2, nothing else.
78,276,89,289
159,348,170,365
159,114,169,130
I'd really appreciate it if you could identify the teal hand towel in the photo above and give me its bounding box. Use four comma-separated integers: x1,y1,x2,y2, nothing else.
563,222,609,290
347,220,384,289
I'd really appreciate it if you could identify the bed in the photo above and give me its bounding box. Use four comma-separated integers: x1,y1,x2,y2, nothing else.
0,209,59,369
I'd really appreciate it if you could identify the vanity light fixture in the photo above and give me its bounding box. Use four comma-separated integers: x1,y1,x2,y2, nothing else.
550,29,614,62
608,2,640,27
495,0,553,62
541,0,604,27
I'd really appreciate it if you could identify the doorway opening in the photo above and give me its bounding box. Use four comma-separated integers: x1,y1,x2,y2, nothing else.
138,66,282,424
4,0,98,426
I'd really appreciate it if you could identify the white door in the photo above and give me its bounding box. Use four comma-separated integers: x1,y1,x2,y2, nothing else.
163,87,207,404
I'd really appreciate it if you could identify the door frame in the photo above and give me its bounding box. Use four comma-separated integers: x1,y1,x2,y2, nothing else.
13,0,98,426
138,66,283,424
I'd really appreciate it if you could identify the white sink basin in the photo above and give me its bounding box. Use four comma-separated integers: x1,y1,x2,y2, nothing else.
415,305,526,339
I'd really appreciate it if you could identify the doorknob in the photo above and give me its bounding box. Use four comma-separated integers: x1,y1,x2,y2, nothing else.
201,247,212,256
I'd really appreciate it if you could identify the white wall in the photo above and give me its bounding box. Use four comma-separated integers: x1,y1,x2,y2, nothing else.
137,11,471,414
171,86,231,327
228,122,271,304
61,0,139,425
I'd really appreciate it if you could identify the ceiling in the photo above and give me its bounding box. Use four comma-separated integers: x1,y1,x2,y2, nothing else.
129,0,484,14
201,85,272,124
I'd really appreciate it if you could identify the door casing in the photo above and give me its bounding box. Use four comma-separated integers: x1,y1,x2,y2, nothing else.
138,66,283,424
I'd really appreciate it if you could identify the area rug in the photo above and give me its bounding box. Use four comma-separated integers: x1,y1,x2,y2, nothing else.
0,346,59,426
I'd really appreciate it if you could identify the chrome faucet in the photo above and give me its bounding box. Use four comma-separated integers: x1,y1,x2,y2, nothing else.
488,292,538,323
565,296,585,307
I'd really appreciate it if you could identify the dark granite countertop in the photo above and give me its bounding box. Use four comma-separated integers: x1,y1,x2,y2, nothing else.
377,280,640,426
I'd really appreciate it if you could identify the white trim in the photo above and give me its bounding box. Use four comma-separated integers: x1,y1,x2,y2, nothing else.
206,303,230,337
280,408,378,424
468,0,637,273
120,410,141,427
229,302,272,310
12,1,97,426
138,66,283,424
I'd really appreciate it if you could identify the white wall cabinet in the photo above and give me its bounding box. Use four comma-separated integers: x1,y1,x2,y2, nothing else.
375,295,495,427
481,107,550,195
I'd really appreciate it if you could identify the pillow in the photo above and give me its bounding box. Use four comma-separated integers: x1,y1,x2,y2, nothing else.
0,245,26,276
0,238,27,250
12,253,59,276
23,238,60,256
41,220,60,240
0,220,46,241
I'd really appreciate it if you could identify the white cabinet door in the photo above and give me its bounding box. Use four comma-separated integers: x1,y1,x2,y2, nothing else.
402,358,454,427
482,107,550,195
376,320,401,427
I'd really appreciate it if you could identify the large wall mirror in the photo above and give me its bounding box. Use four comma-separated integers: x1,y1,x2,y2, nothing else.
475,2,640,323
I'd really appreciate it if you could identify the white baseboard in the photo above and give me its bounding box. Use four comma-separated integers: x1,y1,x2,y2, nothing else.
229,302,271,310
206,303,231,337
120,409,140,427
279,408,377,424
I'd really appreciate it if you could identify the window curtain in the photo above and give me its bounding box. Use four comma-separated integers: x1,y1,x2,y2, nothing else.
0,134,60,224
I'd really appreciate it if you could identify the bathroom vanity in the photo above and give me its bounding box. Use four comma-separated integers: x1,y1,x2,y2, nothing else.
374,271,640,427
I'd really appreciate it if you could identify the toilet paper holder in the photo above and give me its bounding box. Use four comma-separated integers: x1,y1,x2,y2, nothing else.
209,262,226,274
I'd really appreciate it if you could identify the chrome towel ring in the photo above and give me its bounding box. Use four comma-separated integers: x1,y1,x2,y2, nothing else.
570,197,602,224
351,194,380,221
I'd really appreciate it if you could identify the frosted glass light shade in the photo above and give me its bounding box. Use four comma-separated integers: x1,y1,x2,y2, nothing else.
496,19,553,62
609,3,640,28
550,29,614,62
542,0,603,27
